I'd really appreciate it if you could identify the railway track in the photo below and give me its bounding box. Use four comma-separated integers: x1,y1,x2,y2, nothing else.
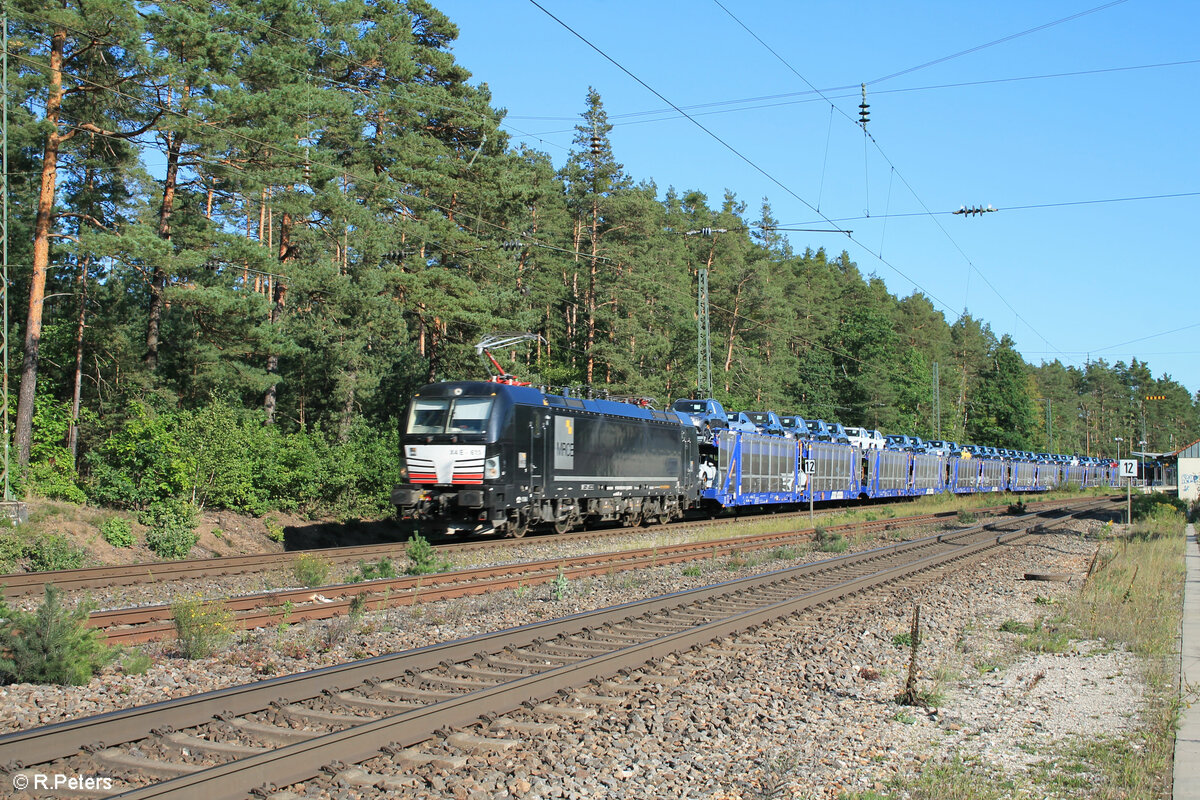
0,495,1107,600
0,499,1106,800
90,497,1109,643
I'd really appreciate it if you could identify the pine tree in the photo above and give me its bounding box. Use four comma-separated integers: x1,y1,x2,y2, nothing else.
11,0,155,470
0,586,114,685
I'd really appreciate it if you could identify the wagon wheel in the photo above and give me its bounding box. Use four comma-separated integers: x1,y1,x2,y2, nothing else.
553,517,574,535
623,505,643,528
641,498,664,526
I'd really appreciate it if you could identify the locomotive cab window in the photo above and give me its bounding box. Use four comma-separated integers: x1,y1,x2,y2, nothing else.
408,398,450,434
448,397,493,433
407,397,494,435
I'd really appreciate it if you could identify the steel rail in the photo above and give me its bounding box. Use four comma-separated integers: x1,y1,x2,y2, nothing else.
91,509,978,643
0,495,1108,599
0,500,1103,785
106,500,1102,800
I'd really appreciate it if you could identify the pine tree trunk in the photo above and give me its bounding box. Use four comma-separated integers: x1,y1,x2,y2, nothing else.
16,29,70,470
586,199,599,384
338,372,356,443
264,210,292,424
145,131,183,369
67,256,90,461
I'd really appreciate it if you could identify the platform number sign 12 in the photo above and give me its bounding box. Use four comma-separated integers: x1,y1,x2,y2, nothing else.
1118,459,1137,478
804,459,817,475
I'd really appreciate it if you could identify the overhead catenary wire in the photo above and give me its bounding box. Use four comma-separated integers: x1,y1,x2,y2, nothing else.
866,0,1133,85
527,0,957,320
710,0,1067,362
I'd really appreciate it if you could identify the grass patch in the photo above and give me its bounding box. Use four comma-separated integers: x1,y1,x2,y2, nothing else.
998,619,1032,635
974,658,1002,674
681,564,703,577
903,755,1016,800
1018,618,1071,653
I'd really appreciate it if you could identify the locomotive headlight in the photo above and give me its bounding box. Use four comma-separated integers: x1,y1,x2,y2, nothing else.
484,455,500,480
399,452,408,481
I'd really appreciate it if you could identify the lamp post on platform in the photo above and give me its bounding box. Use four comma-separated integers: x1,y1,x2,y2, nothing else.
1139,440,1147,488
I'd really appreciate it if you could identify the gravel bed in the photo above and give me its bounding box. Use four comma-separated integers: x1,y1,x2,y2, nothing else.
1,516,1144,800
283,517,1135,799
0,520,949,731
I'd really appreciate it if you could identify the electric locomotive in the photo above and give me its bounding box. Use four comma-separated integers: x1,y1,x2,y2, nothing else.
392,381,701,537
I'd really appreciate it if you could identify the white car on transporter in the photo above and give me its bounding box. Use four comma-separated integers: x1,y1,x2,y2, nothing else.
843,427,886,450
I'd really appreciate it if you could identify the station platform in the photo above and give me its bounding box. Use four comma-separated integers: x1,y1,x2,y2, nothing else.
1176,523,1200,799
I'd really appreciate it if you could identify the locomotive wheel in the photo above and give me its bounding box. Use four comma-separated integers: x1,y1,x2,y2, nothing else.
623,506,643,528
505,510,529,539
553,518,574,535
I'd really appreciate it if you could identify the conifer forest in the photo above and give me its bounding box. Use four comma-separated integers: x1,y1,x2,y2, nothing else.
7,0,1199,519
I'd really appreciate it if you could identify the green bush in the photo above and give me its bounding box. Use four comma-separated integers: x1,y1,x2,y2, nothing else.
405,534,452,575
24,394,88,504
263,516,285,543
0,586,114,685
79,397,400,521
956,509,978,524
347,557,397,583
292,553,332,587
171,595,235,659
0,531,25,572
26,534,86,572
1131,492,1187,523
140,499,199,560
26,461,88,504
891,631,921,648
86,401,190,508
814,526,848,553
100,517,134,548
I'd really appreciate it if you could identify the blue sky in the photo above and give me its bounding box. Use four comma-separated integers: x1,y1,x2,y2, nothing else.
436,0,1200,395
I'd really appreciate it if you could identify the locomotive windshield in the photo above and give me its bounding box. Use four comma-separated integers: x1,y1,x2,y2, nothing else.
407,397,494,435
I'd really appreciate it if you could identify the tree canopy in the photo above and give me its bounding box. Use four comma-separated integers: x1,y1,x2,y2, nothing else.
8,0,1198,514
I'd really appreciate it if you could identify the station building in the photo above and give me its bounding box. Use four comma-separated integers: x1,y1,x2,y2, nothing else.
1177,439,1200,502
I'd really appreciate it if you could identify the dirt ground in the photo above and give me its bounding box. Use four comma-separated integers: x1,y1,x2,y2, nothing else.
3,500,408,570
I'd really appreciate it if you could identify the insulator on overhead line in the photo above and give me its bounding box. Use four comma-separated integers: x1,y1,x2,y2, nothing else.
858,83,870,128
